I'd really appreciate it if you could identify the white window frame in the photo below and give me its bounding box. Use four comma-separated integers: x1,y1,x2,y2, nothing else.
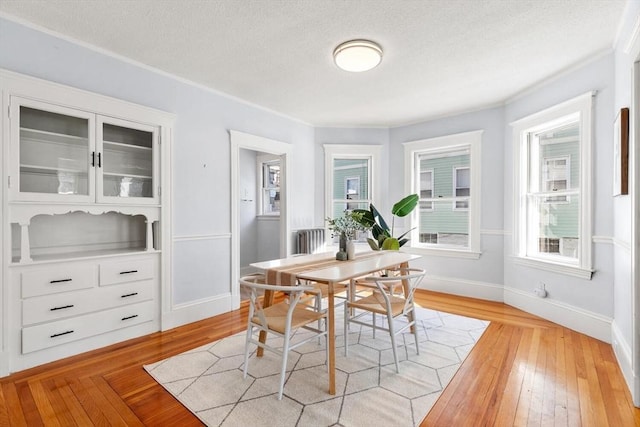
511,92,593,279
403,131,482,259
324,144,381,244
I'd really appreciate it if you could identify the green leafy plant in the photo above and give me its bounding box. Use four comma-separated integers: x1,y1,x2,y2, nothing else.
325,210,370,240
353,194,419,250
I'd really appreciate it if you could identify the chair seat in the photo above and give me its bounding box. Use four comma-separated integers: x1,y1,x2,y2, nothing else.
252,302,326,334
348,292,406,316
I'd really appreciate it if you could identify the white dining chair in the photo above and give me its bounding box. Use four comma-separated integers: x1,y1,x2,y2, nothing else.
343,267,426,373
240,274,328,400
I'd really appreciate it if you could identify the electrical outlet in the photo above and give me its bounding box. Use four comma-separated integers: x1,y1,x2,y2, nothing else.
534,282,548,298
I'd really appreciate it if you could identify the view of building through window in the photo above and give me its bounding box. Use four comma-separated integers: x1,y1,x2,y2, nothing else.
529,122,580,259
416,149,470,248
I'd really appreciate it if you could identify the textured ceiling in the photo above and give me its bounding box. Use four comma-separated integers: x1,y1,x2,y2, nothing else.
0,0,627,127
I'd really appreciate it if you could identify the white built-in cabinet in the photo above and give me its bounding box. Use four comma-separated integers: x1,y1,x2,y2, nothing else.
1,70,173,375
10,97,159,205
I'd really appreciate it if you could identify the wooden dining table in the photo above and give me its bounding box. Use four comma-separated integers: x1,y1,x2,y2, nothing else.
250,250,421,395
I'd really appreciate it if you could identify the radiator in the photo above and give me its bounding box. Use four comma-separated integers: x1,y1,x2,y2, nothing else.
295,228,326,254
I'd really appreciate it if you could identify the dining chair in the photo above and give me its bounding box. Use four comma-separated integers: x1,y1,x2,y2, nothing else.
343,267,426,373
240,274,328,400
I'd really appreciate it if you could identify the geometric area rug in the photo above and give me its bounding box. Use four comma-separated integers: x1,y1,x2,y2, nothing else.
144,306,489,427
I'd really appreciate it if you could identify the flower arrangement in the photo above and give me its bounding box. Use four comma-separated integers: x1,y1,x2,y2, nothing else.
326,210,369,241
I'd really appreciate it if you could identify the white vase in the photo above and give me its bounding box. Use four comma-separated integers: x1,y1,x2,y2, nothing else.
346,240,355,260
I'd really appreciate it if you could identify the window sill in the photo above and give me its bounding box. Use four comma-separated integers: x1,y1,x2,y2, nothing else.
405,246,481,259
512,256,593,280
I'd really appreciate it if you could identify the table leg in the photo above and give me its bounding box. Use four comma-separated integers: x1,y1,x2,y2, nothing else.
328,281,336,395
399,261,416,333
257,288,274,357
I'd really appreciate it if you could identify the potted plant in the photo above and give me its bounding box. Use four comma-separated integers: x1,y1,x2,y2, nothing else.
352,194,419,250
326,210,370,259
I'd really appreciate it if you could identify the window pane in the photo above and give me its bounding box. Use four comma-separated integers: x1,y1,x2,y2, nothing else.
333,158,369,200
529,194,579,259
419,151,469,198
536,123,579,191
261,160,280,214
420,170,433,199
418,199,469,248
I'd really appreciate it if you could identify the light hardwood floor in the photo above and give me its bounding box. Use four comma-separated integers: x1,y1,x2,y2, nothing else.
1,290,639,426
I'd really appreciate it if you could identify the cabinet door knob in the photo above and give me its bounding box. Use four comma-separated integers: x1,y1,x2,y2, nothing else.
91,151,96,167
121,292,138,298
97,152,102,168
121,314,138,321
50,278,72,284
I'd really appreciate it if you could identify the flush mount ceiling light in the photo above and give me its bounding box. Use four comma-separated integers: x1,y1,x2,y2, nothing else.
333,39,383,72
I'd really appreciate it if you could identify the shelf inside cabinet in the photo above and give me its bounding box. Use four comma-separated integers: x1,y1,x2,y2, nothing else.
10,210,159,264
103,141,152,152
21,164,87,175
103,172,152,180
21,127,88,147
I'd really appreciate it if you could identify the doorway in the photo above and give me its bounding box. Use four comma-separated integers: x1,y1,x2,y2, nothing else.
230,130,292,309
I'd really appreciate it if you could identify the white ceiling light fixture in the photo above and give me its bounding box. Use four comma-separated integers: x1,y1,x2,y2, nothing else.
333,39,383,72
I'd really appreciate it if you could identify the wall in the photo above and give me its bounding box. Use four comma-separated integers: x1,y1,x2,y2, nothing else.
503,53,615,341
389,107,506,301
0,18,316,326
613,0,640,404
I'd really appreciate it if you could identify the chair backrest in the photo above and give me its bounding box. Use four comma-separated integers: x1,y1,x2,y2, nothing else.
362,268,426,315
239,274,316,329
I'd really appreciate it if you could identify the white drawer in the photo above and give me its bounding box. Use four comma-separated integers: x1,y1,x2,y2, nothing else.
100,258,155,286
22,300,155,354
22,280,155,326
21,264,98,298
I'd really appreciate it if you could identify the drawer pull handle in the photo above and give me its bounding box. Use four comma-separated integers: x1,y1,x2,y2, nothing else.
121,314,138,321
121,292,139,298
50,330,74,338
50,278,72,284
119,270,138,275
50,304,74,311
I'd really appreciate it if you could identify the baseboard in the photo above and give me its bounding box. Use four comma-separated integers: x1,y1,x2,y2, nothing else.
611,320,635,400
504,286,612,343
161,294,233,331
423,275,504,302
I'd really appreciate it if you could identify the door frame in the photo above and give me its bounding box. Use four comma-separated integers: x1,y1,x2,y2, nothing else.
230,130,292,310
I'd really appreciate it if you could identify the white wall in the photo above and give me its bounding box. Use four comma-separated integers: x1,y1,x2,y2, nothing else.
503,53,615,341
0,17,316,324
389,107,506,301
612,0,640,403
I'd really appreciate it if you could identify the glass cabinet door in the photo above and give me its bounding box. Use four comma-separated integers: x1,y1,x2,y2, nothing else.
11,98,95,202
96,117,158,204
